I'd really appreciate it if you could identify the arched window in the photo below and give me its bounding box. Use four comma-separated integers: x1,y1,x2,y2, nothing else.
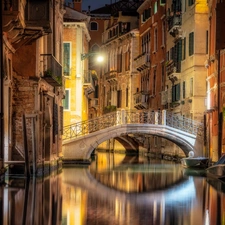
90,22,98,31
91,44,99,52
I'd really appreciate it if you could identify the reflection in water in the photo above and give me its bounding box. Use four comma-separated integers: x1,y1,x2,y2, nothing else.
1,152,225,224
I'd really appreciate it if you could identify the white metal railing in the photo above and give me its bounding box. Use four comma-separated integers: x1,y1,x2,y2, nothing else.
63,110,204,141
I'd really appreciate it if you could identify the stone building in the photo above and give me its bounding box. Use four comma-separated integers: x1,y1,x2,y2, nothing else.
205,1,225,162
63,4,92,126
87,5,111,119
100,0,142,113
164,0,208,121
136,0,166,111
2,0,65,177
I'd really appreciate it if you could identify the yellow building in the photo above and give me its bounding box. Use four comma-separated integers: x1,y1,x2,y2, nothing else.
63,6,93,126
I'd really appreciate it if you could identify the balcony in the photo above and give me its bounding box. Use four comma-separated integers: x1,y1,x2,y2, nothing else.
166,61,181,84
83,70,95,94
105,70,117,84
134,92,149,110
134,53,150,71
167,14,182,38
2,0,51,48
90,98,99,108
41,54,62,87
3,0,26,32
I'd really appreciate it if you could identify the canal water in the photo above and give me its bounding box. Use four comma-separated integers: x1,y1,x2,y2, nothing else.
1,151,225,225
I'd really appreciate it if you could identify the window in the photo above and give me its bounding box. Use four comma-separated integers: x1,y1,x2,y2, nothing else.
154,28,158,52
153,69,157,95
182,37,186,60
183,0,186,12
172,83,180,102
162,21,166,47
190,78,193,96
63,89,70,110
63,43,71,76
154,1,158,14
189,32,194,56
117,90,122,108
161,63,165,91
160,0,166,5
206,30,208,54
183,81,186,98
188,0,194,6
90,22,98,30
125,50,130,71
141,31,150,53
142,8,151,23
126,88,128,107
117,53,122,72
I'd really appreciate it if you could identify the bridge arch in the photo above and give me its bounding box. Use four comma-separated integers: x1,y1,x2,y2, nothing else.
62,124,203,161
63,166,196,205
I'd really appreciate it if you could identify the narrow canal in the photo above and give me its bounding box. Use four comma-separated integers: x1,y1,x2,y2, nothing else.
1,151,225,225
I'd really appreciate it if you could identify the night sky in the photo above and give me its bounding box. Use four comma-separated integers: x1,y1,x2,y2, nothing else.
82,0,111,10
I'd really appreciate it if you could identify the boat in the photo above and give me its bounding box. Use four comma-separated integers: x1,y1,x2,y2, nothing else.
206,154,225,179
181,157,209,168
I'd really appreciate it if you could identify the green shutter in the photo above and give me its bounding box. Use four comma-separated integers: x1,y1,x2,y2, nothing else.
63,43,70,76
178,39,182,62
176,83,180,101
183,81,186,98
189,32,194,56
172,85,176,102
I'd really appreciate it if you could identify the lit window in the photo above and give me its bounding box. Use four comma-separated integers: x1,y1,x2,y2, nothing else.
154,1,158,14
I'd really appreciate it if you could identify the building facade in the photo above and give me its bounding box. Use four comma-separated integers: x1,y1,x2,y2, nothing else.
63,5,92,126
136,0,166,111
2,0,65,177
100,1,143,114
206,1,225,162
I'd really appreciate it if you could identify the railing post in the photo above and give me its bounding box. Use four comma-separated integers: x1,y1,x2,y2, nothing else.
121,109,126,124
162,110,167,125
155,111,158,125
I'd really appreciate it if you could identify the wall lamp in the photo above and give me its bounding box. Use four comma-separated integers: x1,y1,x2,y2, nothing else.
81,52,104,62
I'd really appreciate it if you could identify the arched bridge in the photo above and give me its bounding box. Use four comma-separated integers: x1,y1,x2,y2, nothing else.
62,110,204,162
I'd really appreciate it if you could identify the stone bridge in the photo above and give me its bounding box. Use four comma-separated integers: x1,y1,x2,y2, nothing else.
62,110,204,162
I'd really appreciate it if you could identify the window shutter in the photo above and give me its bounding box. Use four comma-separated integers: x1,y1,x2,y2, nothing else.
189,32,194,56
176,83,180,101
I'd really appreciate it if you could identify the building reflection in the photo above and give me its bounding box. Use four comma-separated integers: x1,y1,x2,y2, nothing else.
2,172,62,225
1,153,225,225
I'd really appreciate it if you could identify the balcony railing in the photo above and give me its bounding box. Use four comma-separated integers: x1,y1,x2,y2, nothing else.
166,60,181,83
3,0,26,31
134,53,150,71
90,98,99,108
41,54,62,86
168,15,182,31
83,70,95,94
134,92,149,109
105,70,117,83
3,0,51,47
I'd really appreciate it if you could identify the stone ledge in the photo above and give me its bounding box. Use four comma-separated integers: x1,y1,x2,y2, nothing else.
62,159,91,165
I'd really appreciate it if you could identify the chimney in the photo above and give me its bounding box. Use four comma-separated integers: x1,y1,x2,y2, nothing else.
73,0,82,12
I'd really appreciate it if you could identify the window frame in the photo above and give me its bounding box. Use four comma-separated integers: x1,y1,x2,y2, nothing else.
63,89,71,111
63,42,71,76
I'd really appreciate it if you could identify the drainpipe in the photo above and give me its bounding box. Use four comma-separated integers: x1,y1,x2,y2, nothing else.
218,49,222,158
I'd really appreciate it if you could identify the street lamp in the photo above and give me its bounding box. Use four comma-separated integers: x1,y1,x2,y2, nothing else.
81,52,104,62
